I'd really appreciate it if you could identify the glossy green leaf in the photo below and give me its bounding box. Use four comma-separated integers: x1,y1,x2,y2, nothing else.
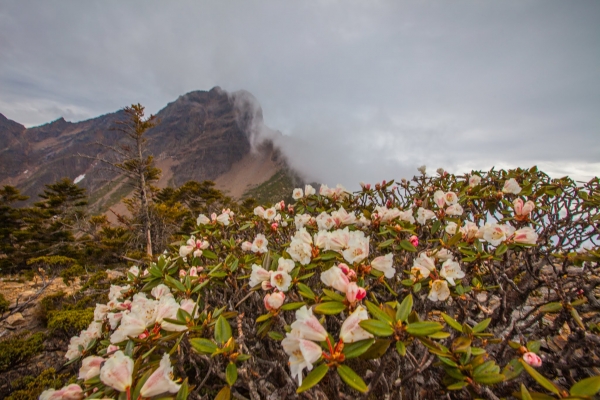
570,375,600,396
314,301,346,315
359,339,391,359
520,384,533,400
441,313,463,332
366,300,394,324
395,340,406,356
359,319,394,337
343,339,375,359
406,321,444,337
226,362,238,386
396,294,413,323
520,360,561,396
297,363,329,393
539,302,562,313
214,315,232,345
281,302,306,311
337,364,368,393
472,318,491,333
215,385,231,400
399,240,417,252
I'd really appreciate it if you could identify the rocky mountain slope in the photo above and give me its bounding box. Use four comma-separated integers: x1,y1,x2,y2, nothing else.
0,87,295,208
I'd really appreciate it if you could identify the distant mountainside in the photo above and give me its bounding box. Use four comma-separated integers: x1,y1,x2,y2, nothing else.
0,87,299,209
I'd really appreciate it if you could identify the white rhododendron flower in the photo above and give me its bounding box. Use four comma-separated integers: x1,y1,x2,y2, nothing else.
428,280,451,302
481,223,515,246
100,351,134,392
151,284,172,300
251,233,268,254
282,331,323,386
460,222,479,242
371,253,395,278
288,228,313,265
502,178,522,194
277,257,295,273
434,248,454,262
79,356,104,381
445,203,463,216
320,265,350,292
217,212,231,226
108,284,130,301
513,227,538,245
290,306,328,342
295,213,313,229
94,303,109,321
315,212,334,231
110,312,147,343
444,191,458,205
253,206,265,218
416,207,435,224
433,190,446,208
439,260,465,286
263,207,277,221
445,222,458,235
241,241,252,251
196,214,210,225
292,188,303,199
304,184,316,196
140,353,181,398
249,264,271,288
180,298,199,318
340,305,373,343
417,165,427,175
342,233,370,264
414,253,436,271
331,206,356,226
469,174,482,187
39,384,83,400
156,296,187,332
270,270,292,292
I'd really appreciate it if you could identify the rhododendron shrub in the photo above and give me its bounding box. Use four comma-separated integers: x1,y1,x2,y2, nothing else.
44,167,600,399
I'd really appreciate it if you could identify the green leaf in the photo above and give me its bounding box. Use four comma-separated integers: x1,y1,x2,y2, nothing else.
396,294,413,323
406,321,444,337
378,239,395,249
520,384,533,400
202,250,218,260
359,319,394,337
452,337,472,353
214,315,232,345
495,243,508,256
447,231,463,247
215,385,231,400
539,302,562,313
395,340,406,356
322,288,345,302
297,283,316,300
190,338,218,355
319,251,340,260
366,300,394,324
526,341,541,353
359,339,391,359
281,302,306,311
337,365,368,393
441,313,463,332
256,313,273,323
431,220,441,235
226,362,238,386
343,339,375,359
473,318,491,333
399,240,417,252
502,358,524,381
165,275,187,293
131,367,153,400
520,360,561,396
473,372,505,385
314,301,346,315
570,308,586,330
570,375,600,396
297,363,329,393
268,331,284,341
447,381,468,390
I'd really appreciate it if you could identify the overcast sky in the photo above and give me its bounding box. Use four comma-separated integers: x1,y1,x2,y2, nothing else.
1,1,599,187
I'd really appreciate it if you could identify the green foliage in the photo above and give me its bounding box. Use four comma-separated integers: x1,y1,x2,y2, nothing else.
242,168,299,205
0,332,45,373
59,264,85,285
5,368,71,400
47,308,93,337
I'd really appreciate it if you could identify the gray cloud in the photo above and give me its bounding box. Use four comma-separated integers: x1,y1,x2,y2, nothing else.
1,0,599,186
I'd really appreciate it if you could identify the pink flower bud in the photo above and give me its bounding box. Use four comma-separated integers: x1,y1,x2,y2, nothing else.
138,331,149,340
264,292,286,310
179,270,186,278
189,267,198,277
338,263,351,275
261,280,273,290
271,222,279,231
523,352,542,367
409,235,419,247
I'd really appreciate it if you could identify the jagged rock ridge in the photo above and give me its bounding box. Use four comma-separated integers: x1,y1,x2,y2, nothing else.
0,87,294,207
